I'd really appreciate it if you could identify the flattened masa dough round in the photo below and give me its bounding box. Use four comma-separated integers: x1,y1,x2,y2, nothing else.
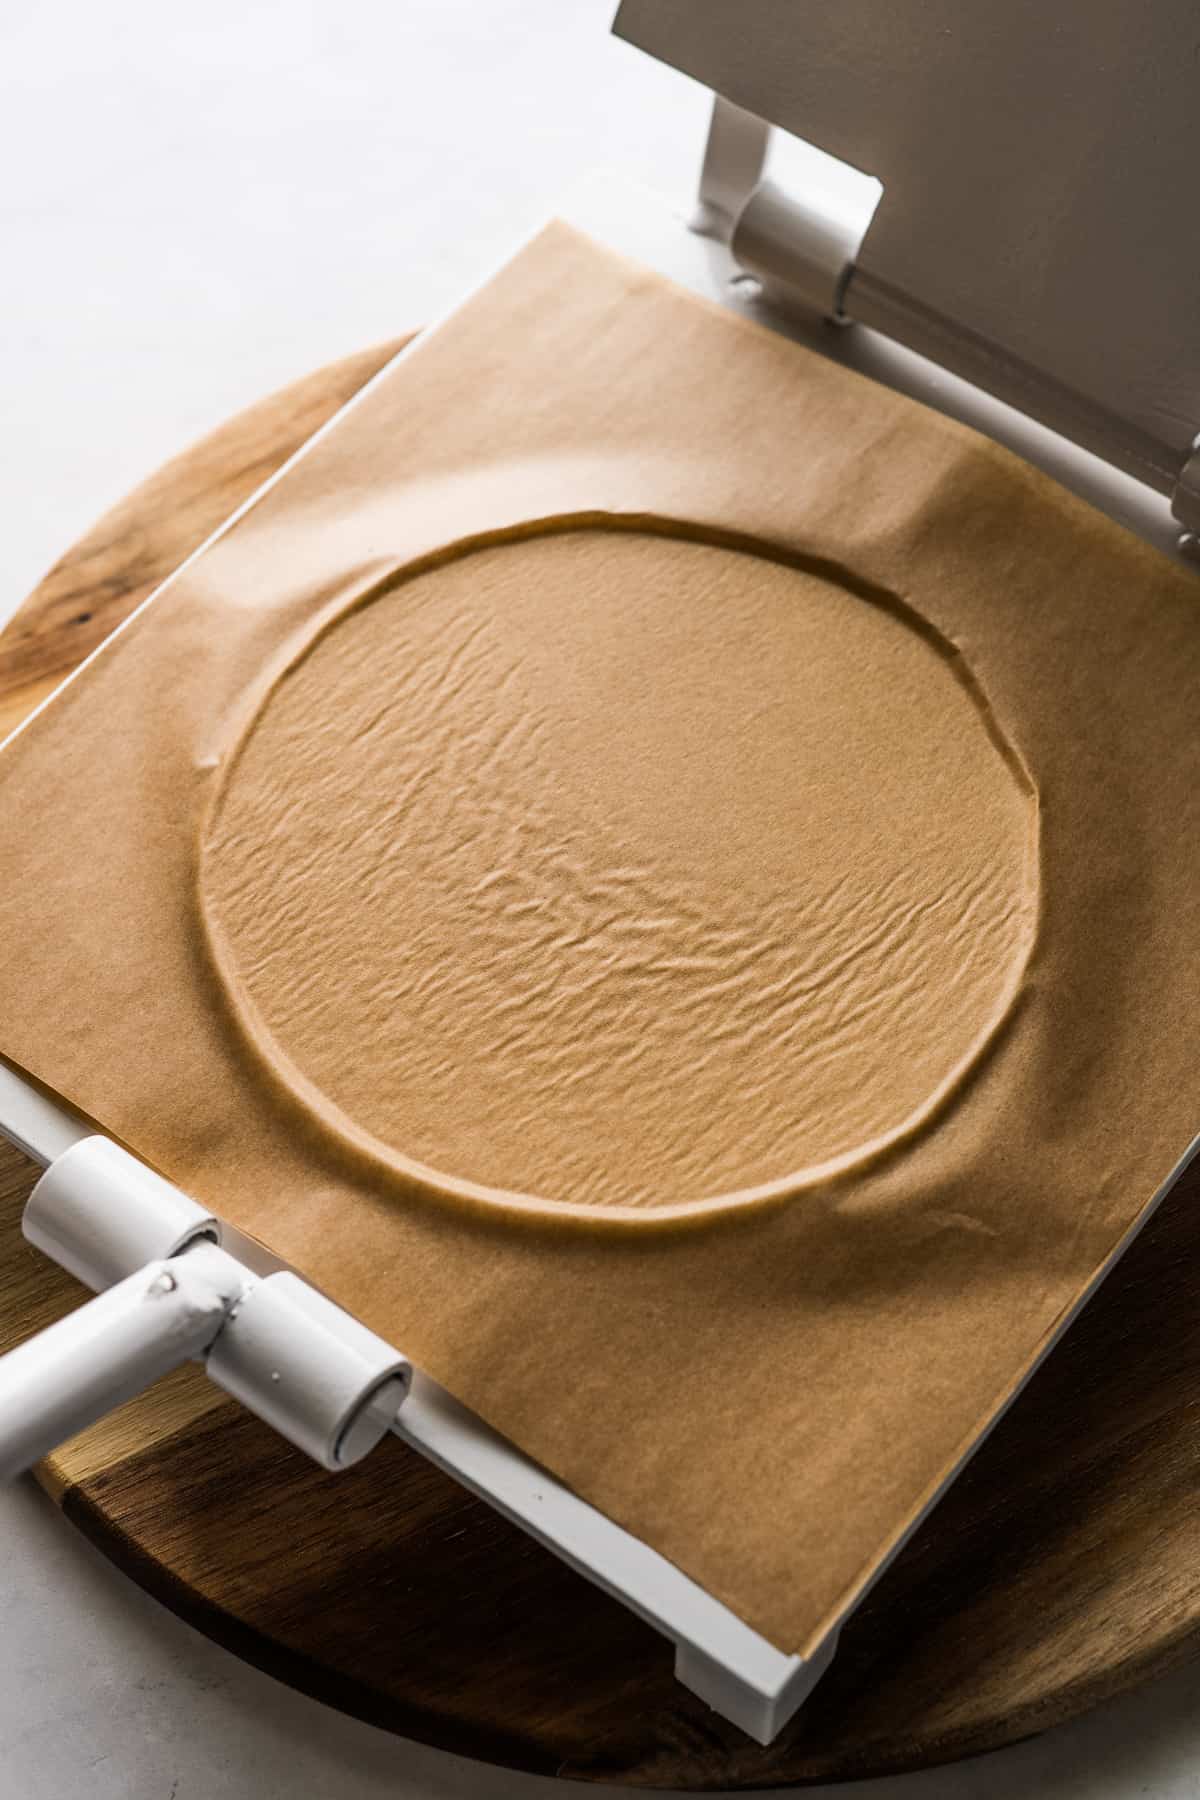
200,525,1039,1223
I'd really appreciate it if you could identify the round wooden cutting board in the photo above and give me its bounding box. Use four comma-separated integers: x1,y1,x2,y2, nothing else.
2,341,1200,1788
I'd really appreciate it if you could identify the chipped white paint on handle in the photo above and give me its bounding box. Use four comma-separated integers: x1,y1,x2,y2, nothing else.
0,1249,235,1481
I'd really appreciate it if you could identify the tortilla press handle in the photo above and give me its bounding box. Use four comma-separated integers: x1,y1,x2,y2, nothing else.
0,1136,410,1481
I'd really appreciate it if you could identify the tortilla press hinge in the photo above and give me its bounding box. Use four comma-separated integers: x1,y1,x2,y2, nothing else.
0,1135,410,1481
695,95,879,326
694,97,1200,561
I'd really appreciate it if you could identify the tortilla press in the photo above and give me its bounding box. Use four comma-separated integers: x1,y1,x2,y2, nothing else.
0,0,1196,1771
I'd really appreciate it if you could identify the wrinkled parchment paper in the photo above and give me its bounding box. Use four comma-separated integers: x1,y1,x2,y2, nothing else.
1,223,1197,1654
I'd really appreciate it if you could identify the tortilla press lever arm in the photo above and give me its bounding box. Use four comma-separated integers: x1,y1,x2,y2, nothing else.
0,1135,410,1481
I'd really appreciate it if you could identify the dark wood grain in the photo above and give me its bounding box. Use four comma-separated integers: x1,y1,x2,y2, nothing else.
2,341,1199,1785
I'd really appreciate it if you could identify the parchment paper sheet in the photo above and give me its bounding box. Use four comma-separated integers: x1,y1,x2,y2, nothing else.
1,223,1197,1654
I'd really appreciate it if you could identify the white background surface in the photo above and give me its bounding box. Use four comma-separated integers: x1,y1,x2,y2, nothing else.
0,2,1195,1795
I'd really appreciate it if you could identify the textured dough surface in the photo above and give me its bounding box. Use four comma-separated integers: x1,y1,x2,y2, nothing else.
200,526,1038,1220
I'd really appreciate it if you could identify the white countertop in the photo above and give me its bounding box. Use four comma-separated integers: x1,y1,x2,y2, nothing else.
1,3,1198,1794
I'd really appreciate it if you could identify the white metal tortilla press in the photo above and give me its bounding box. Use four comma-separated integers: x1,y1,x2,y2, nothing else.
0,0,1195,1747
